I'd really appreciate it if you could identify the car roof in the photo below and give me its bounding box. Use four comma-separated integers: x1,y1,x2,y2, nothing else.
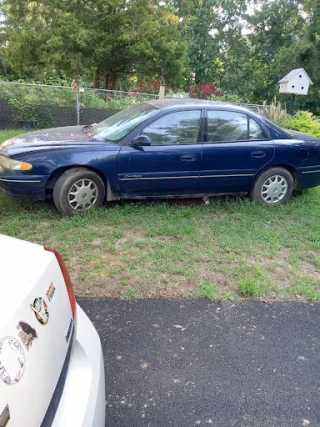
147,98,245,111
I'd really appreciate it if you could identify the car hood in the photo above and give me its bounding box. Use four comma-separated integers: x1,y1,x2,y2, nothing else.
283,128,320,142
0,125,120,156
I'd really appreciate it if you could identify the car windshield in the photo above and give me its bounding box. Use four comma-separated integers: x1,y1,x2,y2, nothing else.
92,103,159,142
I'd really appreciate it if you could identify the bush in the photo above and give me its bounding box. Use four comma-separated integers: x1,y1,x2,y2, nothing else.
257,98,288,126
209,93,246,103
284,111,320,138
0,84,75,128
188,83,223,99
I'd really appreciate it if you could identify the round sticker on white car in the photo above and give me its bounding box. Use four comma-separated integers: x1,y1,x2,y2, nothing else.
0,337,25,385
30,297,49,325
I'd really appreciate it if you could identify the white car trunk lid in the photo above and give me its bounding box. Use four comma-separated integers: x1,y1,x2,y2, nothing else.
0,235,74,427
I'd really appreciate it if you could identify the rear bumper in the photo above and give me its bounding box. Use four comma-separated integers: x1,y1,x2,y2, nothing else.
52,304,105,427
0,174,48,199
297,168,320,190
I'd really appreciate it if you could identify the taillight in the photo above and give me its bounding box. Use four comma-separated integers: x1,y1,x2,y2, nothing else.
45,247,76,318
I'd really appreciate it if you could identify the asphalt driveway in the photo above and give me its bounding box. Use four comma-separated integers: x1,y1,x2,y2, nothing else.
78,298,320,427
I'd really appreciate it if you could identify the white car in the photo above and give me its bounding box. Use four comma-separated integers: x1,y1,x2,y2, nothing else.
0,234,105,427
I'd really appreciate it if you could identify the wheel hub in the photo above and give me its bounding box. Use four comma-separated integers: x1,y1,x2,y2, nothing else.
68,179,98,211
261,175,288,204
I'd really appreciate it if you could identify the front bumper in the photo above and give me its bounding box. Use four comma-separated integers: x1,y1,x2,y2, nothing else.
0,173,48,199
52,304,105,427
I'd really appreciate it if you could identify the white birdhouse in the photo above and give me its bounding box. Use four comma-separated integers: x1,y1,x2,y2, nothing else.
278,68,313,95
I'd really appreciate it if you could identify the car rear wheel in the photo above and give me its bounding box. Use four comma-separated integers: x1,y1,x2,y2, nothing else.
53,168,105,215
250,167,294,206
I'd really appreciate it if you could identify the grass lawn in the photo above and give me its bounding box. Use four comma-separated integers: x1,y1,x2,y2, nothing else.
1,130,320,301
0,129,29,140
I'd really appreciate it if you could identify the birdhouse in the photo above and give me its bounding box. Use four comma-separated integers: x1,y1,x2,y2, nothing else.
278,68,313,96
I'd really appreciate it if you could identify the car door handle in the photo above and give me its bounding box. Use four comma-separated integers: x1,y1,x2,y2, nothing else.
251,151,266,158
181,154,197,162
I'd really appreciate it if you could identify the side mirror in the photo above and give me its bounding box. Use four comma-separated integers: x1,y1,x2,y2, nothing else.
131,135,152,147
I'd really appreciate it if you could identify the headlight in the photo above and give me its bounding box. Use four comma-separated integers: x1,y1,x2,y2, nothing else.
0,155,33,171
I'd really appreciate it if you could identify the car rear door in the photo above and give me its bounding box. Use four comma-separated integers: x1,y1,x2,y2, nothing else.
0,235,74,427
199,110,275,193
117,109,204,197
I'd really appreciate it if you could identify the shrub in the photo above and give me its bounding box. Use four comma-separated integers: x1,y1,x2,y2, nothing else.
0,84,75,128
284,111,320,138
257,97,288,126
209,93,246,103
188,83,223,99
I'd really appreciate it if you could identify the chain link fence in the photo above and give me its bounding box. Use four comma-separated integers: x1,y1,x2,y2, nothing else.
0,82,160,130
0,81,274,130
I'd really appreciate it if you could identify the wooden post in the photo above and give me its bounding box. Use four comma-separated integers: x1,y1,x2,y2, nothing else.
72,79,80,125
159,83,165,100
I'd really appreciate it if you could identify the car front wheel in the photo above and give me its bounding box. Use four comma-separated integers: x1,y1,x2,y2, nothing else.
250,167,294,206
53,168,105,215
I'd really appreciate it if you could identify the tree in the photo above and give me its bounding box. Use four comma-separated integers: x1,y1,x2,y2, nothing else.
244,0,305,102
276,0,320,113
1,0,320,113
183,0,248,86
2,0,187,89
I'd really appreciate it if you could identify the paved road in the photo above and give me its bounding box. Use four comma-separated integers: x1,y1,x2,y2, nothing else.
78,298,320,427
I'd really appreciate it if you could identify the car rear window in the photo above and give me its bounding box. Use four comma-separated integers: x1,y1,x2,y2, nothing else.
206,110,266,142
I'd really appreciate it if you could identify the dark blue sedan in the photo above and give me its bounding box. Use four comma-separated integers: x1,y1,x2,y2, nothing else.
1,99,320,214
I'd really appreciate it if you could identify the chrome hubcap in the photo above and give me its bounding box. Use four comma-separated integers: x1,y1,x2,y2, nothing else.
68,179,98,211
261,175,288,204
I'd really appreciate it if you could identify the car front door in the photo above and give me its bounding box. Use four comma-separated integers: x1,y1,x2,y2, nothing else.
199,110,275,194
117,109,203,197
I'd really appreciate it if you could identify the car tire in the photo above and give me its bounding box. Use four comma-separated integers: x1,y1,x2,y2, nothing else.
250,167,294,206
53,168,105,215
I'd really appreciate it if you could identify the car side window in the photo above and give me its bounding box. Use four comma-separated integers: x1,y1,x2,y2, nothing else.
206,111,266,143
142,110,201,145
248,117,265,140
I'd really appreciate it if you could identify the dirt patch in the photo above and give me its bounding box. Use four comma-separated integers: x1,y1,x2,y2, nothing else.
115,228,146,248
300,261,320,277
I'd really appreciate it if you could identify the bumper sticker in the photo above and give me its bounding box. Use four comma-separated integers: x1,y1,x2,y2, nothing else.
30,297,49,325
46,283,56,302
0,337,25,385
17,322,37,351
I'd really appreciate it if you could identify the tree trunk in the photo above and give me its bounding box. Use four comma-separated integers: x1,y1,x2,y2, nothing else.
105,71,117,90
92,69,101,88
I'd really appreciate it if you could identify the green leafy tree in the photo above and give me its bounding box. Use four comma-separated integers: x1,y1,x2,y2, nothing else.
245,0,305,102
183,0,248,87
187,0,220,84
266,0,320,113
2,0,187,89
